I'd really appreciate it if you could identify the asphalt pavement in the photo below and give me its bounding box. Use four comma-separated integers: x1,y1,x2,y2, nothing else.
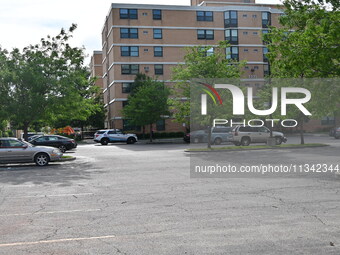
0,135,339,254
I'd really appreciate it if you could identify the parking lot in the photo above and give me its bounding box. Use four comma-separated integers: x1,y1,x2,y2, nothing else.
0,135,339,254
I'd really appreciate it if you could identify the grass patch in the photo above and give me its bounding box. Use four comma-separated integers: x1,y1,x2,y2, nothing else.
187,143,328,152
61,156,74,159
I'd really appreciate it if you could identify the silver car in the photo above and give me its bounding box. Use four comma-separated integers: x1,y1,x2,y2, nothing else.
231,126,287,146
0,138,63,166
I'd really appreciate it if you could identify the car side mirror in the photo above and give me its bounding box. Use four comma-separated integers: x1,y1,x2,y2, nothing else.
22,145,28,149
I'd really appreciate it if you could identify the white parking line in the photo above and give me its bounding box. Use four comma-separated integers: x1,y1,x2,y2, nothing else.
0,235,116,248
0,208,101,217
11,193,94,199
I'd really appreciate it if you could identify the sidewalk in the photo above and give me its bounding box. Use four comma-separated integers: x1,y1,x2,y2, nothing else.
78,138,186,145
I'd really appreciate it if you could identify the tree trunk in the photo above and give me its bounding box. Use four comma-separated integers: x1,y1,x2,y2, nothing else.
299,115,305,145
23,122,29,141
207,125,212,149
142,125,145,140
80,124,84,140
149,124,153,143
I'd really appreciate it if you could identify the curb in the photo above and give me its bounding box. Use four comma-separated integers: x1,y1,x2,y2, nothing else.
185,144,329,153
60,156,76,162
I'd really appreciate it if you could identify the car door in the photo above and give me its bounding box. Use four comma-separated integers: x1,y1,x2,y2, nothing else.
257,126,270,142
107,130,119,142
2,140,32,162
114,130,126,142
46,136,60,148
32,136,49,146
0,140,10,163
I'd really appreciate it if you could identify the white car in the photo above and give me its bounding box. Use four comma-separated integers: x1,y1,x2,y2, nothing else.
94,129,138,145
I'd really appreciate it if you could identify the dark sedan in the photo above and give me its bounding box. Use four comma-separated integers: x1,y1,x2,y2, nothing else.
30,135,77,153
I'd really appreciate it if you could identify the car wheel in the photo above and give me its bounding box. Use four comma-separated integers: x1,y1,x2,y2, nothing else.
58,145,66,153
275,137,283,145
127,137,136,144
335,136,340,140
214,138,222,145
241,137,251,146
101,138,109,145
34,153,50,166
233,142,241,146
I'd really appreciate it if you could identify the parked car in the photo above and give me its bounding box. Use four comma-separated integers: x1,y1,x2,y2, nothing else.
0,138,62,166
29,135,77,153
183,127,233,145
94,129,138,145
334,127,340,139
231,126,287,146
20,132,44,141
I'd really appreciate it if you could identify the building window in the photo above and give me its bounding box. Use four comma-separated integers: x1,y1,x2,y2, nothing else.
197,30,214,40
197,11,213,21
321,116,335,125
153,29,162,39
121,46,139,57
253,31,258,35
153,9,162,20
226,47,239,61
121,64,139,75
154,46,163,57
120,9,138,19
263,47,269,62
262,29,270,44
244,48,248,52
264,64,270,76
122,101,129,108
120,28,138,39
262,12,271,28
154,64,164,75
206,47,214,56
156,119,166,131
225,29,238,44
242,14,248,18
122,83,133,93
225,11,238,27
243,31,248,35
252,14,257,18
123,120,141,131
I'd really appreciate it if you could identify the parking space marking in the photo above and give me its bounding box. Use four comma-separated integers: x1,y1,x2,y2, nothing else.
0,235,116,248
11,193,94,199
0,208,101,217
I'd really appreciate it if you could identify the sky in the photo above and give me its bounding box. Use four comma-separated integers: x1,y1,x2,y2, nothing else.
0,0,281,64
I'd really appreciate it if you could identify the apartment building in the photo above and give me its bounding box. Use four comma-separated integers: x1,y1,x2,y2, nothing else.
90,51,104,89
99,0,284,131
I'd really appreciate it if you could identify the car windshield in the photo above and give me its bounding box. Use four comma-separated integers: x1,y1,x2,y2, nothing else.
22,140,33,147
96,131,106,134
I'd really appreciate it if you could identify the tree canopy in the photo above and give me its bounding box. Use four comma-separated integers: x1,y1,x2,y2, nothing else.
122,76,170,142
0,24,102,139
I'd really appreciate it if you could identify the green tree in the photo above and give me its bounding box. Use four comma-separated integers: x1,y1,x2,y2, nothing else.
0,24,99,140
171,41,244,148
122,78,170,142
264,0,340,144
